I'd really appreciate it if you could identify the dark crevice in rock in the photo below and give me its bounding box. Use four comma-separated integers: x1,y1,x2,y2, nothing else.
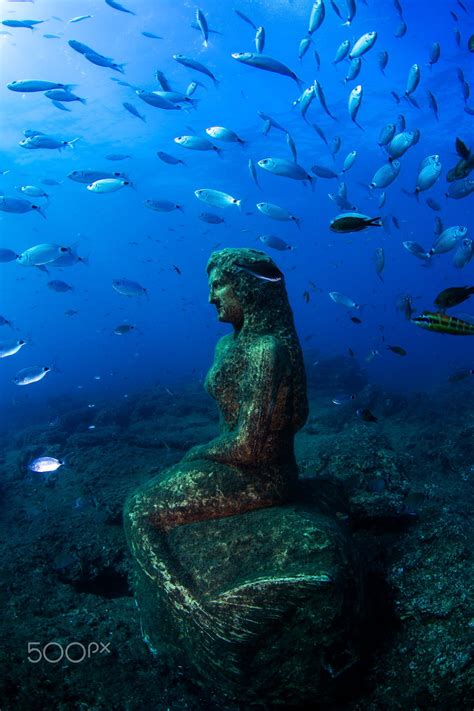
70,566,132,599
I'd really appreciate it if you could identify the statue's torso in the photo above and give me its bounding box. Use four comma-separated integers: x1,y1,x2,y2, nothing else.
205,334,245,430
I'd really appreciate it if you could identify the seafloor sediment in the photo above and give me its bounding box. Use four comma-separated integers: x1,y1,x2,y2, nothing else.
0,357,472,710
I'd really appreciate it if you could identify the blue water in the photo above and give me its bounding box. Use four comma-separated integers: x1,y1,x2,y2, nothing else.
0,0,472,419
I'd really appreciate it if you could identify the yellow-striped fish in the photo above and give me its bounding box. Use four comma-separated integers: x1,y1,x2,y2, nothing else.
411,311,474,335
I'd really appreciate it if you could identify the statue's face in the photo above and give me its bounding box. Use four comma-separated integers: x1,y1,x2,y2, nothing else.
208,269,244,327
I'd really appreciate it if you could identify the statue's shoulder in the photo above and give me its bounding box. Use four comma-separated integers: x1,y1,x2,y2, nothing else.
214,333,234,355
248,335,288,363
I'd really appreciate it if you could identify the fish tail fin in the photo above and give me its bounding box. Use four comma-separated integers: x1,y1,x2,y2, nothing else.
64,84,78,91
294,76,304,90
370,217,383,227
294,216,301,230
235,199,243,211
212,78,220,88
79,97,87,104
33,205,47,219
215,146,223,158
401,187,420,202
355,120,365,131
67,137,81,148
177,204,185,212
309,176,316,192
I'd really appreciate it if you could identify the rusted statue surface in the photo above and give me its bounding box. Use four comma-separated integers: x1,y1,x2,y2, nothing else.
125,248,363,706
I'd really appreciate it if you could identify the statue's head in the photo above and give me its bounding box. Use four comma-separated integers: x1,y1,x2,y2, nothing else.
206,247,308,431
207,248,286,330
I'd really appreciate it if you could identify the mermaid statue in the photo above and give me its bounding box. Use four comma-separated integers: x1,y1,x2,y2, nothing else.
125,248,362,705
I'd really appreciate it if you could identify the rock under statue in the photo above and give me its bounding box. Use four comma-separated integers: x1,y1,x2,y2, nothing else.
125,248,364,706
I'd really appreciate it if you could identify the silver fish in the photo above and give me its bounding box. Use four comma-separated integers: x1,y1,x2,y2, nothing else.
309,0,325,33
333,39,351,64
405,64,420,96
344,58,361,83
136,90,181,110
7,79,74,92
248,159,260,188
258,235,294,251
329,291,360,309
105,0,135,15
123,102,146,121
258,157,313,184
429,42,440,67
403,241,429,260
342,150,357,173
195,189,241,208
232,53,302,87
378,50,389,74
0,339,26,358
348,84,363,128
29,456,64,473
196,8,208,47
298,37,312,61
173,54,218,85
0,195,45,218
453,238,473,268
370,160,401,189
14,366,51,386
144,199,182,212
313,80,336,120
446,178,474,199
255,26,265,53
112,278,148,297
429,226,468,255
256,202,300,227
349,31,377,60
373,247,385,281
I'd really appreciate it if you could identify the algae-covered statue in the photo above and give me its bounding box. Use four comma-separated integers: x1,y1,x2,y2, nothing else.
125,248,363,706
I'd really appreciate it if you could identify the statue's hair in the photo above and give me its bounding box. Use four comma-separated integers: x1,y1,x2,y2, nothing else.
207,248,308,431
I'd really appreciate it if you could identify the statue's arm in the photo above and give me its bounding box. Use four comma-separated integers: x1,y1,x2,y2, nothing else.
185,337,286,466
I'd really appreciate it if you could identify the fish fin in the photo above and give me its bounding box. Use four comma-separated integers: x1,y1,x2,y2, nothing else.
79,97,87,104
369,217,383,227
294,76,304,90
354,120,365,131
67,137,81,148
33,205,47,219
455,137,470,160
